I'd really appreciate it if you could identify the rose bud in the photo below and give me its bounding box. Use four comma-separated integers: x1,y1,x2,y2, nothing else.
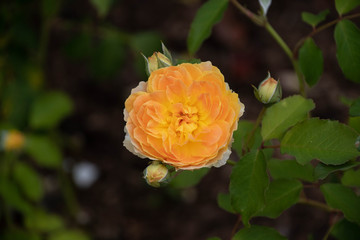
143,161,169,187
142,42,173,75
253,73,282,104
1,130,25,151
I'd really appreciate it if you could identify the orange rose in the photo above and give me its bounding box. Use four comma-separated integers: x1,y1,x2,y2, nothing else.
124,61,244,170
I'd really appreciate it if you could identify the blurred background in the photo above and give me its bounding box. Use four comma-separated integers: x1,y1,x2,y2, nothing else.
0,0,359,239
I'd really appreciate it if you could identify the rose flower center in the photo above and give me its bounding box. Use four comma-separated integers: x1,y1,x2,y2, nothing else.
169,103,199,144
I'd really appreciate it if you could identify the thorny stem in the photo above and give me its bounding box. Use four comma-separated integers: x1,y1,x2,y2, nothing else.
230,0,306,96
298,198,341,213
294,12,360,55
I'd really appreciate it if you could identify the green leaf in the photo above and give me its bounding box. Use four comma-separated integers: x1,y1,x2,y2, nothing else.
256,179,302,218
281,118,360,165
0,178,32,214
331,218,360,240
232,225,286,240
268,159,314,182
341,169,360,187
229,151,269,225
48,229,90,240
301,10,329,27
299,38,324,86
24,135,62,168
335,0,360,15
13,162,44,201
217,193,236,214
259,0,272,16
187,0,228,55
90,0,113,18
349,116,360,133
261,95,315,141
335,20,360,83
170,168,209,188
314,161,359,180
232,120,262,157
25,209,64,232
350,98,360,117
30,91,73,130
321,183,360,225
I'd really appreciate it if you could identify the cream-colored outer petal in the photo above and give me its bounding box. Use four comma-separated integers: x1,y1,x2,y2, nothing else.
123,81,147,122
123,81,148,158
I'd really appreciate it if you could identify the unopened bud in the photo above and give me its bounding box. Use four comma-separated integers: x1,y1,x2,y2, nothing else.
253,73,282,104
1,130,25,151
141,42,173,76
143,161,169,187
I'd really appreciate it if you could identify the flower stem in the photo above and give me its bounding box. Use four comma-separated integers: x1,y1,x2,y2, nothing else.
293,12,360,55
264,22,305,96
298,198,340,213
231,214,242,239
230,0,306,96
227,160,237,166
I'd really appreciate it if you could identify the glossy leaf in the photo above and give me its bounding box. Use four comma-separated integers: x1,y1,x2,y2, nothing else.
232,225,286,240
256,179,302,218
13,162,43,201
331,218,360,240
48,229,90,240
349,97,360,117
30,91,73,130
259,0,272,16
299,38,323,86
314,161,360,180
301,10,329,27
321,183,360,225
229,151,269,225
261,95,315,141
90,0,113,18
170,168,209,188
281,118,360,165
268,159,314,182
232,120,262,157
217,193,236,214
335,20,360,83
25,135,62,168
335,0,360,15
187,0,228,55
25,210,64,232
341,169,360,187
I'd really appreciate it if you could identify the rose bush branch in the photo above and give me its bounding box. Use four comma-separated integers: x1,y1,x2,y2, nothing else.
230,0,306,96
294,12,360,55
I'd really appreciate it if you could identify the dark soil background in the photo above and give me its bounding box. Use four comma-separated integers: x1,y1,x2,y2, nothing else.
41,0,360,239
